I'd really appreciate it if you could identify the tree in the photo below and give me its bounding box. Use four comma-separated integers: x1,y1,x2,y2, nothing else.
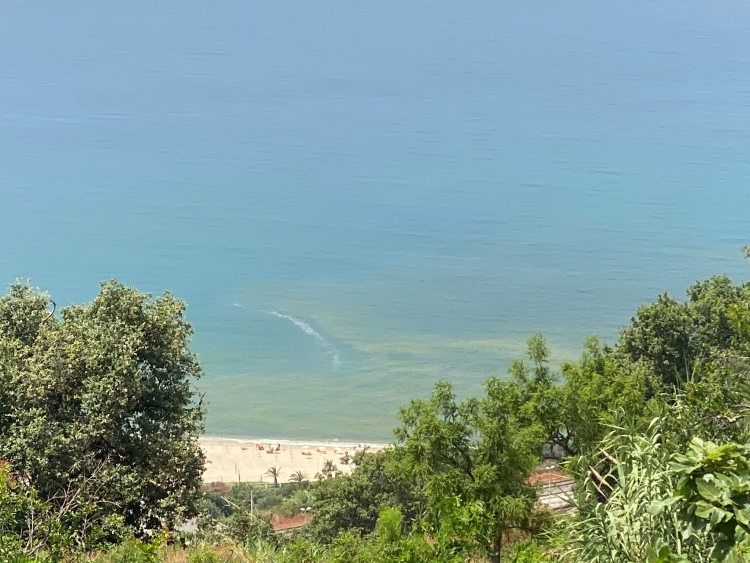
618,276,750,390
321,460,336,476
265,466,282,486
663,362,750,450
223,508,276,547
309,449,424,543
550,337,650,457
395,380,545,563
0,280,205,539
506,334,651,459
507,333,561,458
281,488,315,516
560,352,750,563
289,470,309,486
618,293,695,390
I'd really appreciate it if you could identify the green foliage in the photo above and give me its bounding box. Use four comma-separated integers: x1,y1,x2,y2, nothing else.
0,280,206,539
5,267,750,563
323,531,371,563
223,482,303,515
396,379,544,562
553,337,652,456
619,276,750,390
200,491,232,523
562,415,711,563
669,438,750,562
289,471,309,486
280,489,315,517
265,467,282,487
663,365,750,450
275,538,325,563
223,510,276,547
308,449,423,543
0,459,99,560
308,508,459,563
374,507,403,545
510,335,652,458
0,461,46,561
89,534,167,563
315,460,341,482
90,542,151,563
502,540,550,563
508,334,564,454
187,550,221,563
224,483,257,511
509,332,554,388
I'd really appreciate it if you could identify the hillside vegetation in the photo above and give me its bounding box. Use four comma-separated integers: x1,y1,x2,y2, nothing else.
3,260,750,562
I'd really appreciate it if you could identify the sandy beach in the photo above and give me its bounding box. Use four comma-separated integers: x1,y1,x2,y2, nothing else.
201,438,386,484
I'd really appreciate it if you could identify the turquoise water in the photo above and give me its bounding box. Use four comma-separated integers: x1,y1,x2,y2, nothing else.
2,1,750,441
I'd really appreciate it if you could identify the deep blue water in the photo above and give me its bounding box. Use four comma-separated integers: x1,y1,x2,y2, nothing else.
2,1,750,440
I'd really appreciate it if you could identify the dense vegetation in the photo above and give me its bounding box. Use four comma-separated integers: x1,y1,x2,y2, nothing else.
2,261,750,562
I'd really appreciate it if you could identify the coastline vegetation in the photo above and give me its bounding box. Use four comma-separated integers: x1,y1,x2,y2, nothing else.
2,262,750,562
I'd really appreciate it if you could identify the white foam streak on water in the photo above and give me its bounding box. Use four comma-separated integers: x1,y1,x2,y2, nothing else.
268,310,341,368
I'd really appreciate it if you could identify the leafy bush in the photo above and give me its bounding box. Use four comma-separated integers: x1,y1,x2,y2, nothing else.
667,438,750,562
223,511,276,547
279,489,316,517
187,549,221,563
89,534,166,563
502,540,550,563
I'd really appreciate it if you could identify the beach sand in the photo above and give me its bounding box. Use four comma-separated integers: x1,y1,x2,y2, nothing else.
200,438,386,484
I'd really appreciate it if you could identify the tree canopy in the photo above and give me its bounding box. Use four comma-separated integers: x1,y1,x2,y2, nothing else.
308,448,423,543
0,280,205,541
618,276,750,390
396,380,545,562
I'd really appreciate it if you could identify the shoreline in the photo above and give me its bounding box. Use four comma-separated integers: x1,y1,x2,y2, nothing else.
201,436,390,448
200,436,388,484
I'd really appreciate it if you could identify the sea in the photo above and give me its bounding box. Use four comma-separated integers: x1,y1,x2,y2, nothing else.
1,0,749,442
